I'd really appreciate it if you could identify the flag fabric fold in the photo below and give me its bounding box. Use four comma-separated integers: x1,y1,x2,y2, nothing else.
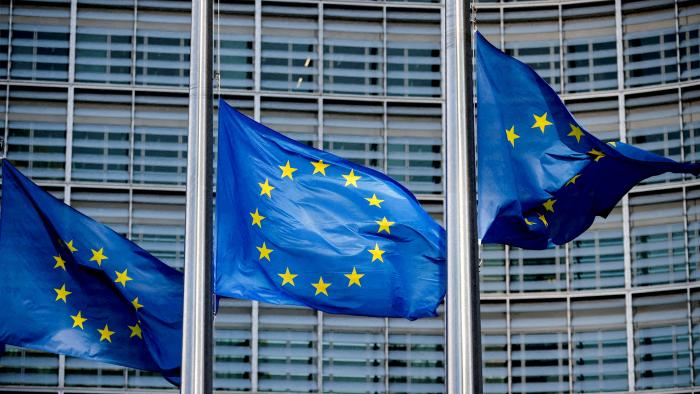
215,99,446,320
0,161,183,383
476,31,700,250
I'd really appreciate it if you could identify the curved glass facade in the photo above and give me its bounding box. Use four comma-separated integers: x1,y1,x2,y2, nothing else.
0,0,698,393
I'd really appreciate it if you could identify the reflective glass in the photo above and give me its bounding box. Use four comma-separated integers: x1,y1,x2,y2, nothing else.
481,302,507,394
217,1,254,90
683,86,700,167
0,346,59,387
0,4,9,79
679,0,700,81
213,299,252,391
323,100,384,173
131,191,185,270
688,187,700,281
509,246,566,293
480,244,506,294
260,98,318,147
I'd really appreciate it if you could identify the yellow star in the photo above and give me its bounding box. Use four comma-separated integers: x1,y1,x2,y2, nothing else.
114,269,133,287
505,125,520,148
132,296,144,310
258,178,275,198
278,267,298,287
279,160,298,180
342,169,361,187
312,276,331,296
368,243,385,263
97,324,115,343
524,218,535,226
542,199,556,213
128,323,143,339
376,217,395,234
71,311,87,330
54,284,72,303
566,174,581,186
257,242,273,261
568,124,584,143
90,248,108,266
588,149,605,162
365,194,384,208
311,159,330,175
250,209,266,228
608,141,617,147
53,255,66,271
538,213,549,227
344,267,365,287
531,112,553,133
65,240,78,253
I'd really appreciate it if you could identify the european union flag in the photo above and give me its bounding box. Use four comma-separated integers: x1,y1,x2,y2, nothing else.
0,161,183,382
476,32,700,250
215,99,446,320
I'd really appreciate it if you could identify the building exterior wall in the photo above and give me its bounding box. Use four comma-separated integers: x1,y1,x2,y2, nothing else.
0,0,698,393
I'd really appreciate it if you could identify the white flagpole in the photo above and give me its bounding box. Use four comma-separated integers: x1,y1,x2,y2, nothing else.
181,0,214,391
445,0,482,393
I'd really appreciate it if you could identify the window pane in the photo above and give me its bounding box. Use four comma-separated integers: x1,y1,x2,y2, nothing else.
260,98,318,147
0,346,59,387
72,90,131,183
7,86,67,180
679,0,700,81
10,0,70,81
481,302,507,394
690,289,700,384
566,97,620,143
324,6,383,96
630,190,687,286
135,1,190,87
562,3,617,93
687,187,700,281
475,10,501,48
0,4,9,79
480,244,506,294
131,191,185,270
76,2,134,84
386,9,441,97
633,292,691,390
261,3,318,93
510,300,569,393
622,0,678,87
387,103,442,194
323,100,384,173
510,246,566,292
71,188,130,237
571,297,628,392
217,0,254,90
213,298,252,391
683,86,700,166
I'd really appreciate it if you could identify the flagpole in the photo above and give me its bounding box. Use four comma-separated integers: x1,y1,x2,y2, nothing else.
445,0,482,393
181,0,214,391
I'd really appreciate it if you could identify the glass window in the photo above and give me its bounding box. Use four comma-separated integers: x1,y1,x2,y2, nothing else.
571,297,628,392
261,3,318,93
214,95,254,188
257,304,318,392
386,9,441,97
135,1,191,87
388,305,445,393
626,91,682,184
76,1,134,84
480,244,506,294
566,97,620,143
387,103,442,194
622,0,678,87
0,3,9,79
64,357,125,388
323,100,384,173
679,1,700,81
630,190,686,286
562,3,617,93
481,301,507,394
687,187,700,281
217,0,254,90
570,207,625,291
10,0,70,81
130,191,185,270
72,90,132,183
7,87,67,180
213,298,252,391
504,8,561,92
323,314,386,393
71,188,130,237
420,199,444,225
633,291,691,390
474,10,501,48
510,300,569,393
133,92,188,185
682,86,700,167
0,346,59,387
324,6,383,96
509,246,566,293
260,98,318,148
690,289,700,384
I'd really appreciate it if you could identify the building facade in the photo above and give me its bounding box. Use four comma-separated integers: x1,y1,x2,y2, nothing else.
0,0,698,393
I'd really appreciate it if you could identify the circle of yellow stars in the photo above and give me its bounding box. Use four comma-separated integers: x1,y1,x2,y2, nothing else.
250,158,396,298
54,240,144,344
505,111,616,230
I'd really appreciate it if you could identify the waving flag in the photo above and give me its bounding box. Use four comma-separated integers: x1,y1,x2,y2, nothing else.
215,99,446,320
476,31,700,249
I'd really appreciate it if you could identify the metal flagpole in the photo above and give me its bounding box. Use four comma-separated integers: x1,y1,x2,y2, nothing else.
445,0,482,393
181,0,214,391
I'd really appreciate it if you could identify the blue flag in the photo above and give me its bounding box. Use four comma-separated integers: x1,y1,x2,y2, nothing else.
476,32,700,250
215,99,446,320
0,161,183,383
